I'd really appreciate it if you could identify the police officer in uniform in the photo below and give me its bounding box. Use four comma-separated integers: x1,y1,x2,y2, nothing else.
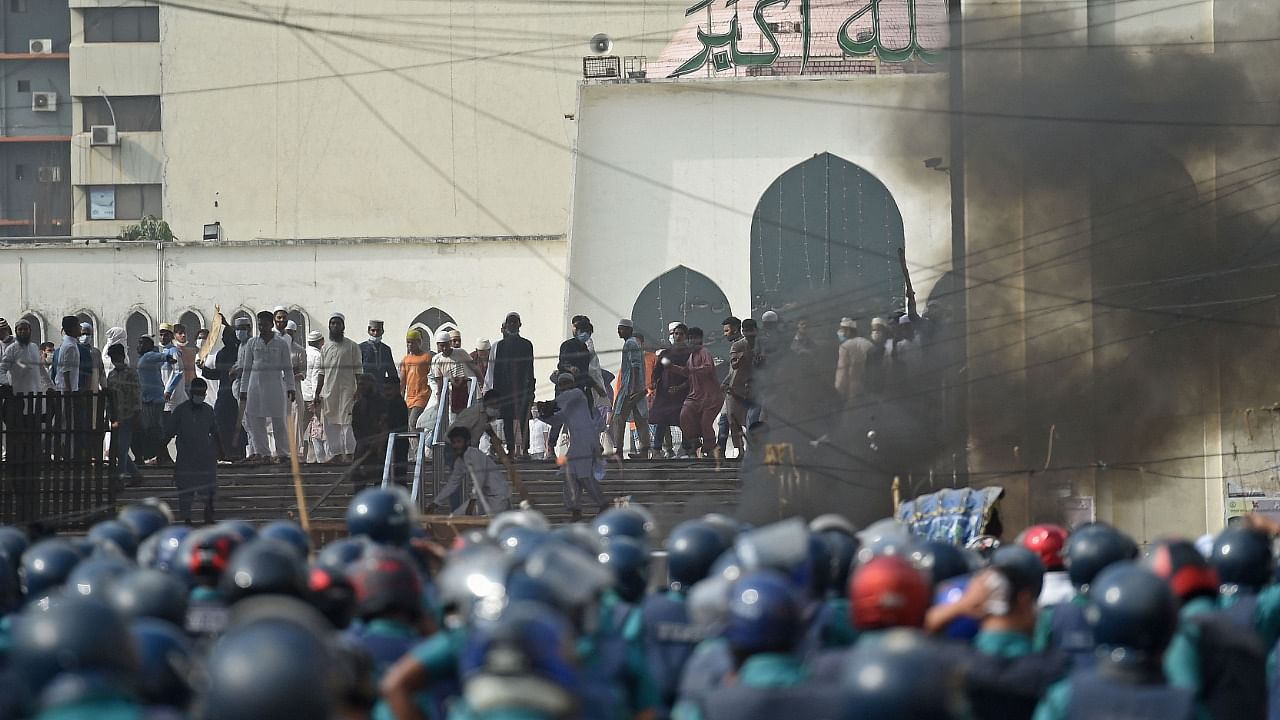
1032,563,1197,720
344,548,427,680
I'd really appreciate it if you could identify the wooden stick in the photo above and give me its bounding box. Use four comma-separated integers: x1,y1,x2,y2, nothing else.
286,407,310,532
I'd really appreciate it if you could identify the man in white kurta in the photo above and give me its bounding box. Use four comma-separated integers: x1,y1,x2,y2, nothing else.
314,312,362,463
238,311,297,462
301,330,328,463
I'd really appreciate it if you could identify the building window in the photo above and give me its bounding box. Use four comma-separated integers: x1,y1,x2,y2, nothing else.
16,80,30,93
88,185,162,221
14,165,25,181
10,0,28,13
81,96,161,132
82,7,160,43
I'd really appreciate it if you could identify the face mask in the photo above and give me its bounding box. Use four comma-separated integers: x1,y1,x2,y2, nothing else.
236,330,250,342
79,335,91,345
837,331,849,341
191,394,206,405
368,335,381,344
577,332,590,342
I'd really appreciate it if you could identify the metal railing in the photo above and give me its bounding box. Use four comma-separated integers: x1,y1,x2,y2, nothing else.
381,376,478,513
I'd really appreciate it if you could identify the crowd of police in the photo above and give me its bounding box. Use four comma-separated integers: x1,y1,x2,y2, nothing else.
0,493,1276,720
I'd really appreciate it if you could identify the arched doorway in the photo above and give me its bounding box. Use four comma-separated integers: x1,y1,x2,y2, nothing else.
125,309,152,345
177,309,205,336
20,312,45,345
74,310,98,337
750,153,905,323
229,308,254,330
287,309,309,340
630,266,732,359
408,308,458,346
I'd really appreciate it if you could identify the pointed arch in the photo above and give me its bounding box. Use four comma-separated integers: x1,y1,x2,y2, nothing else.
124,308,152,344
630,266,732,357
408,307,458,343
751,152,904,321
287,309,309,340
19,311,47,345
177,309,205,336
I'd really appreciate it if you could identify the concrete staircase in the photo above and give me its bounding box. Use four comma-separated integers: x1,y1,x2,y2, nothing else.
115,459,741,537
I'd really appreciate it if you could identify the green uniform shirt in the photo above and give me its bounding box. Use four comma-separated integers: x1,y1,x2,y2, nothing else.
1164,597,1218,692
673,653,808,720
373,626,468,720
1032,678,1073,720
1033,592,1087,653
821,598,859,648
190,586,222,603
974,629,1033,659
577,591,660,716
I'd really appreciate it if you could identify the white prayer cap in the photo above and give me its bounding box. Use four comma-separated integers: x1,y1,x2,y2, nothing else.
555,372,575,385
434,329,452,343
476,337,491,351
668,321,682,332
898,314,912,325
273,305,287,314
285,320,298,332
839,317,857,330
329,312,345,322
306,330,323,342
871,317,888,329
761,311,779,323
618,319,634,329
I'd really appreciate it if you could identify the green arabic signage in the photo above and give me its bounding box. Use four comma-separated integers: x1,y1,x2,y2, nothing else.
671,0,945,77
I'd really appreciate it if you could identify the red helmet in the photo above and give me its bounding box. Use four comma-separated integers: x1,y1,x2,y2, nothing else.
849,556,929,631
1020,524,1069,571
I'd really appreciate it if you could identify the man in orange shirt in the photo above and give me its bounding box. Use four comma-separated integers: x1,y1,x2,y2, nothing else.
400,329,434,463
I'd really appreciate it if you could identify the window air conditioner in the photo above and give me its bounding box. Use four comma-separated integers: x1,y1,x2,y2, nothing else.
37,167,62,183
28,39,53,54
32,92,56,112
90,125,119,146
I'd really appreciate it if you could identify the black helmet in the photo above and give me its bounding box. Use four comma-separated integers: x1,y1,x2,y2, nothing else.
346,488,416,546
550,523,604,559
911,541,971,587
218,519,259,543
117,504,171,543
108,569,190,626
599,535,651,603
1209,527,1272,593
701,513,744,547
260,521,312,561
87,520,140,558
1066,523,1138,590
64,555,134,600
308,563,356,629
205,616,338,720
19,539,82,601
816,529,859,596
316,537,372,572
1086,563,1178,662
139,526,192,574
130,618,196,708
1147,539,1220,602
348,549,424,621
180,526,243,586
0,526,30,571
991,545,1046,600
665,520,728,590
841,629,967,719
11,596,138,694
219,539,308,604
593,507,656,543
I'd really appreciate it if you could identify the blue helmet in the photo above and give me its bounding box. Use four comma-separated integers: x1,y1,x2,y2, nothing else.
911,541,971,587
1209,527,1272,593
599,535,650,603
130,618,195,708
347,488,416,546
550,523,604,559
459,601,579,717
842,629,967,719
592,507,655,543
260,521,312,561
308,562,356,630
107,569,189,626
665,520,728,590
702,513,744,547
218,519,259,543
991,545,1046,600
87,520,139,559
139,525,192,574
19,539,82,601
64,555,134,600
497,526,552,562
815,529,860,597
11,596,138,695
117,504,170,543
218,540,308,604
932,575,980,640
205,616,338,720
1086,563,1178,662
179,527,243,586
724,570,802,655
316,537,372,572
1066,523,1138,590
0,526,29,572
